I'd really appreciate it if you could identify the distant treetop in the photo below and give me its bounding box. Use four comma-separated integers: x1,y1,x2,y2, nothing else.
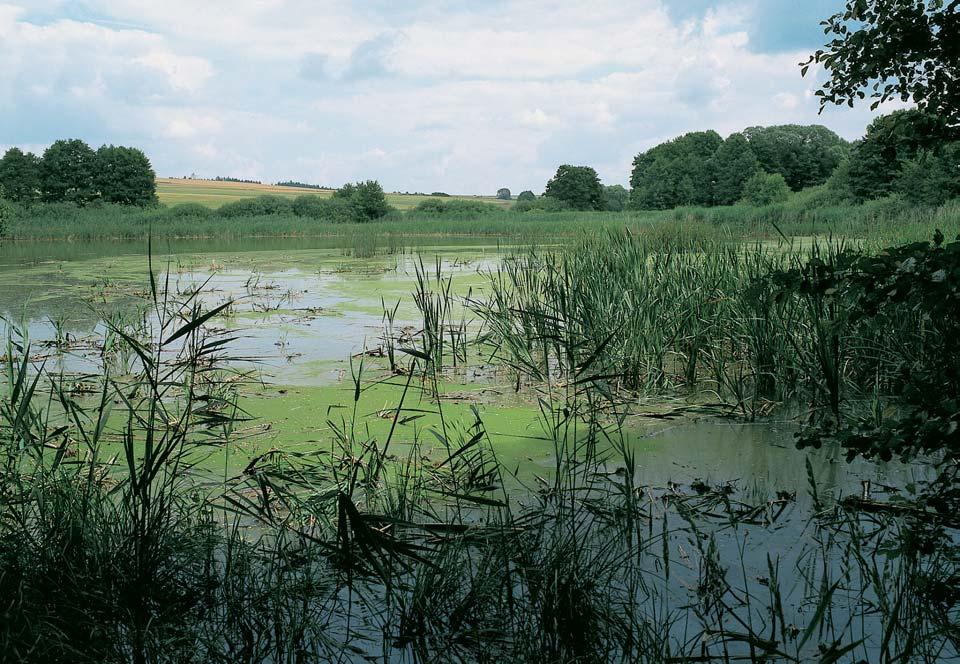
214,176,262,184
276,180,326,190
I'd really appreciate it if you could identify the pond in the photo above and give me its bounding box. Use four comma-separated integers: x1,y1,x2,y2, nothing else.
0,236,917,491
0,235,948,661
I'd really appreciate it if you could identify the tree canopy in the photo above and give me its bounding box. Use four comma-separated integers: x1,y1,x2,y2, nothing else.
741,125,848,191
544,165,604,211
2,139,160,207
802,0,960,126
845,109,953,200
94,145,157,206
496,188,512,200
603,184,629,211
40,139,97,205
516,190,536,202
627,124,855,210
709,133,760,205
629,131,722,210
0,148,41,203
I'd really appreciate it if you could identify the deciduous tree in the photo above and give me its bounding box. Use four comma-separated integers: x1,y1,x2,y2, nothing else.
603,184,629,211
741,125,847,191
846,109,951,200
40,139,96,205
0,148,40,203
708,133,760,205
333,180,392,221
544,165,604,211
629,131,722,209
94,145,158,206
803,0,960,126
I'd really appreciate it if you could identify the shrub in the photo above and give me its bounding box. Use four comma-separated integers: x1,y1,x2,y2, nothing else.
513,196,571,213
333,180,391,222
517,190,536,202
789,183,855,209
412,199,501,218
291,195,356,223
216,195,294,218
740,172,790,206
162,203,211,219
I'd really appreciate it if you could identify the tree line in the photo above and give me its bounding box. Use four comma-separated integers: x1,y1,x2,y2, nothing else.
534,110,958,212
0,139,157,206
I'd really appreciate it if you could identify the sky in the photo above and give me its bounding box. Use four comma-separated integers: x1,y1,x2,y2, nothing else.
0,1,899,195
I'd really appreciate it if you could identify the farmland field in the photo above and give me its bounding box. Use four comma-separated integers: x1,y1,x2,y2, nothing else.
156,177,514,210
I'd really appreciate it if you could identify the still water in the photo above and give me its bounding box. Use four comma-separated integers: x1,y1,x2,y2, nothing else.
0,236,922,491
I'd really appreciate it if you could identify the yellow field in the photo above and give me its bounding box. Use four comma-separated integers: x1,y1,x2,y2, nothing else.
156,178,512,211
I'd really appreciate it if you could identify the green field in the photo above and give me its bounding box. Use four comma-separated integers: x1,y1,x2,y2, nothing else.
156,177,514,210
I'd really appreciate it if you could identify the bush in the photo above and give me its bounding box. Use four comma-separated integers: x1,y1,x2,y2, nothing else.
789,184,855,209
412,199,501,218
741,172,790,206
291,195,356,223
162,203,212,219
25,201,85,223
513,196,571,213
517,190,536,202
216,195,294,218
333,180,391,222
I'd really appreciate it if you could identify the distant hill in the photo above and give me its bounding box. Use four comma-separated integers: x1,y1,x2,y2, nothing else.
155,178,512,211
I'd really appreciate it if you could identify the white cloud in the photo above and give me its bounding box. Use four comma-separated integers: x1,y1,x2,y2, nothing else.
774,92,799,110
0,0,894,194
518,109,564,130
133,51,214,92
161,114,222,139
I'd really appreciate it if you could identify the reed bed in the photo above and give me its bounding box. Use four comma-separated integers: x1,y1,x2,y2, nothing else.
4,196,960,245
472,230,941,424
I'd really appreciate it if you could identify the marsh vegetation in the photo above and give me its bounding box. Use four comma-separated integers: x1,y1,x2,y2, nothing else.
1,224,958,662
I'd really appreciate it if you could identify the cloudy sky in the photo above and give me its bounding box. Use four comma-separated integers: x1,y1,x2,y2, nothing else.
0,1,892,194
